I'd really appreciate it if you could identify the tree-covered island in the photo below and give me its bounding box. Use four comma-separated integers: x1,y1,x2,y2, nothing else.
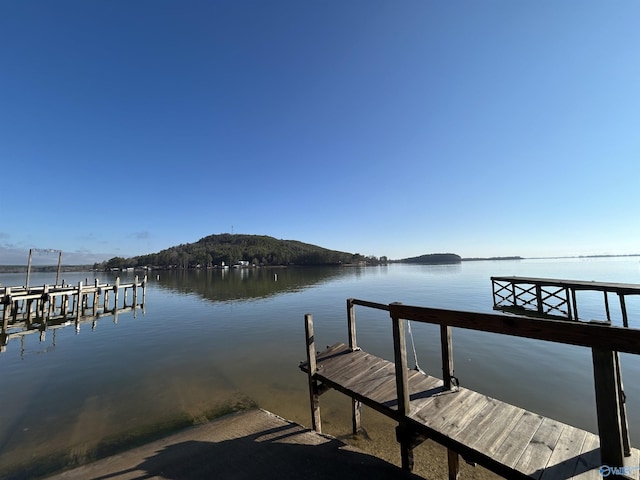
95,234,389,270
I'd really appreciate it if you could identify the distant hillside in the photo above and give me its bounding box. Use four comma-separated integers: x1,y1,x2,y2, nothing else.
96,234,384,270
397,253,462,265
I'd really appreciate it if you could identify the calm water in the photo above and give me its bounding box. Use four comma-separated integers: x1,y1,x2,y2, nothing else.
1,258,639,477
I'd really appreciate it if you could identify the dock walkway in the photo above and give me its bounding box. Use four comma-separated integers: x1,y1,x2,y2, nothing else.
300,298,640,479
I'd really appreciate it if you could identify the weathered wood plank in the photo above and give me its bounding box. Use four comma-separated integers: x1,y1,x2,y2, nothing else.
470,403,525,456
514,417,564,478
492,410,545,468
410,388,474,429
355,364,398,400
626,448,640,480
571,433,601,480
341,359,396,393
452,397,504,445
539,424,587,480
319,351,382,384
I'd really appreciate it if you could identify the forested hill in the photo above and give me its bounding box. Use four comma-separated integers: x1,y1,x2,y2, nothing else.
97,234,385,269
397,253,462,265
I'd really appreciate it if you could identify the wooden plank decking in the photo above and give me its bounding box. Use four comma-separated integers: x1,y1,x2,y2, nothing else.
301,342,639,480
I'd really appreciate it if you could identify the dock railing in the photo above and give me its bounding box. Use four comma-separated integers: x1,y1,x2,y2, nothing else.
304,297,640,478
491,276,640,326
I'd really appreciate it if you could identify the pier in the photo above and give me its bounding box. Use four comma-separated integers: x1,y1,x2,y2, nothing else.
301,297,640,479
491,276,640,326
1,276,146,352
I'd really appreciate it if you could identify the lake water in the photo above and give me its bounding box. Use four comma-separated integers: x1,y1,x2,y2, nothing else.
1,257,639,478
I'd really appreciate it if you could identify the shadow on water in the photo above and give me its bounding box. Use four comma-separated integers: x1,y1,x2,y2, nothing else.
153,266,351,303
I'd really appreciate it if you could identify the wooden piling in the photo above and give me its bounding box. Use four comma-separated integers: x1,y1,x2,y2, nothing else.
93,279,99,316
347,298,357,351
440,324,454,390
113,277,120,311
619,293,629,328
591,347,626,467
304,313,322,433
76,281,83,320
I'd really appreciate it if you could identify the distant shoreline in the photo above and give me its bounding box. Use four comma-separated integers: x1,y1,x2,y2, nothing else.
1,253,639,274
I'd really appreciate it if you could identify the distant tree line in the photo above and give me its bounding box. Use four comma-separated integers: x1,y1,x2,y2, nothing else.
94,234,388,270
396,253,462,265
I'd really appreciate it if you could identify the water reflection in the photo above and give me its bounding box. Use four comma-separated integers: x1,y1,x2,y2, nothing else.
154,266,352,302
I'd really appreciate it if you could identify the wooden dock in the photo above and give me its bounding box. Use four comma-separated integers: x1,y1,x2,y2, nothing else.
1,276,146,353
491,276,640,326
300,298,640,479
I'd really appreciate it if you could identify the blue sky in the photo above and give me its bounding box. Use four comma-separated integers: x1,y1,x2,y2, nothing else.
1,1,639,264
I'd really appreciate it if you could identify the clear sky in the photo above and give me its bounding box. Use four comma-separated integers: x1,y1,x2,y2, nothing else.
1,1,639,264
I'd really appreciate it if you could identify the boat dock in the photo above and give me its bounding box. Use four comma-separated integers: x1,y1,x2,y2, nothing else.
301,297,640,479
1,276,146,352
491,276,640,326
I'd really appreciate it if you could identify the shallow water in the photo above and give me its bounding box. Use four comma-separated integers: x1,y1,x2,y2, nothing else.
1,258,639,477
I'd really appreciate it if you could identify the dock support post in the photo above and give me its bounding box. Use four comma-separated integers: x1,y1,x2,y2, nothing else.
447,448,460,480
604,292,611,322
76,281,83,321
1,289,9,352
305,313,322,433
347,298,363,434
141,275,147,306
113,277,120,311
535,285,543,315
347,298,358,351
491,279,497,308
618,294,629,328
133,276,139,308
570,289,578,321
441,325,455,390
2,288,10,323
40,285,49,320
614,352,631,457
93,279,99,315
351,398,362,435
391,308,413,470
591,347,627,467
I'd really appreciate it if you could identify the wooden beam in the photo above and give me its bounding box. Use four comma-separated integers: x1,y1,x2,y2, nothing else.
389,304,640,355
